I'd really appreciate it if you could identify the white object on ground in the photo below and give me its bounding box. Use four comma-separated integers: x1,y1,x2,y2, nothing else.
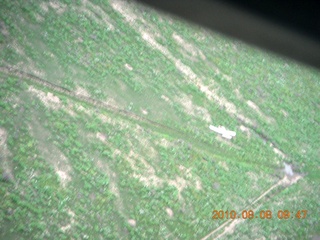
283,162,294,176
209,125,236,139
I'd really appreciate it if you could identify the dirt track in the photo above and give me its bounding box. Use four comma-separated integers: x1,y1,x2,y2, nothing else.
1,65,304,239
0,65,178,132
201,174,303,240
0,65,283,172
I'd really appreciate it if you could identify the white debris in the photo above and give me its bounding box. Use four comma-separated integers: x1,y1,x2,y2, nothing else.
283,162,294,176
128,219,136,227
209,125,236,139
166,207,174,217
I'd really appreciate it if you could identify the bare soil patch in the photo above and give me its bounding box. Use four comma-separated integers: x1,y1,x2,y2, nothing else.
0,128,14,182
0,21,9,36
247,100,275,124
49,1,67,15
161,95,170,102
28,86,61,110
40,2,49,12
168,176,188,200
239,125,251,138
132,128,157,158
84,0,115,30
165,207,174,218
96,132,107,143
172,32,206,60
0,128,8,149
156,138,174,148
75,86,90,97
79,5,114,30
6,40,45,78
40,1,67,15
272,145,287,159
234,88,243,100
128,150,163,187
245,171,260,190
199,84,254,126
35,13,44,22
95,159,127,222
127,147,202,199
60,209,76,233
28,121,72,187
179,164,202,190
177,94,211,123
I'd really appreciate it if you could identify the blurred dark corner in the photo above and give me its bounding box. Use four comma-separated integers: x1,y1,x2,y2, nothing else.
135,0,320,70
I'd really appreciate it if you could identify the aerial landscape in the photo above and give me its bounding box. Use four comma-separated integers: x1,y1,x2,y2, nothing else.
0,0,319,239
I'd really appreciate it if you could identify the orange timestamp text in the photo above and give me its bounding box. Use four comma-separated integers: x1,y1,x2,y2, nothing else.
212,210,307,220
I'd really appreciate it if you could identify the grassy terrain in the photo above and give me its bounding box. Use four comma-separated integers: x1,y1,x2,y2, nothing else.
0,0,319,239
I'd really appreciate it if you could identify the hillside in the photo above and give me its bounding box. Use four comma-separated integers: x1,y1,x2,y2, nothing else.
0,0,319,239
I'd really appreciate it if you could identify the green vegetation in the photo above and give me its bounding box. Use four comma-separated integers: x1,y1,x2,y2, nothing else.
0,0,319,239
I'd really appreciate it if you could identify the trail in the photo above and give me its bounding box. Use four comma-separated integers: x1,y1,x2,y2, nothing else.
0,66,228,157
0,66,171,130
0,65,280,172
1,65,303,239
201,174,302,240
